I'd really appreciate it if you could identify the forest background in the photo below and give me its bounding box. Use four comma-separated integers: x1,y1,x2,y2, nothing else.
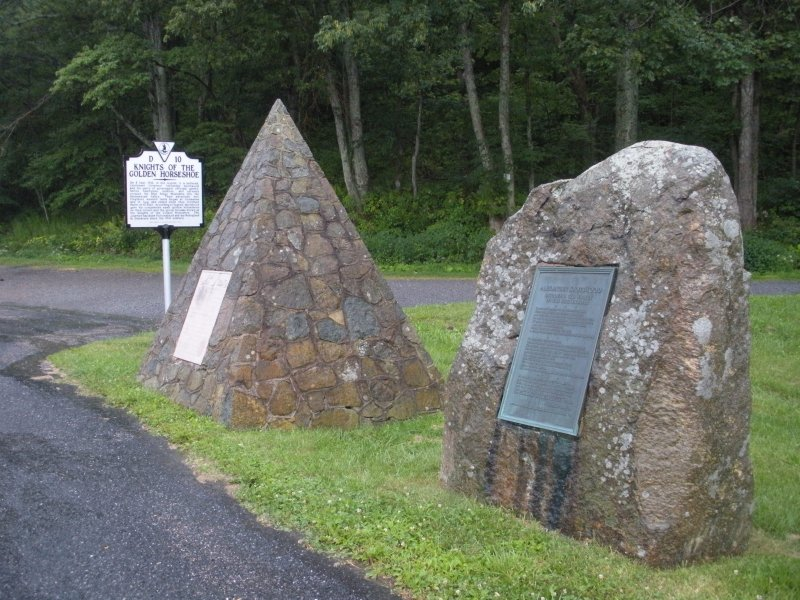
1,0,799,273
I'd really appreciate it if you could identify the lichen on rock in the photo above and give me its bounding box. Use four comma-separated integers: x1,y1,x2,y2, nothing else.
441,141,752,566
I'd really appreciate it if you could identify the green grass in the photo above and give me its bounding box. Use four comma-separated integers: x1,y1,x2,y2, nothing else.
0,250,478,280
748,296,800,539
0,254,190,273
402,302,474,376
0,252,478,280
751,271,800,281
48,298,800,599
378,263,480,279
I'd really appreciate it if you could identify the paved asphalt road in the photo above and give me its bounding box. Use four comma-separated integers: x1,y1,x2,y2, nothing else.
0,267,795,326
0,265,797,599
2,266,468,599
0,335,400,600
0,266,478,325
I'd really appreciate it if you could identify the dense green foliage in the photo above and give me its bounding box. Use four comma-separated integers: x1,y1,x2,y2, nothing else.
350,192,494,263
49,297,800,599
2,1,799,230
0,213,208,262
3,210,797,274
743,217,800,272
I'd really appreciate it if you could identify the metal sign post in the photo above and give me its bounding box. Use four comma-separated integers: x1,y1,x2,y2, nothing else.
124,141,203,314
156,225,176,312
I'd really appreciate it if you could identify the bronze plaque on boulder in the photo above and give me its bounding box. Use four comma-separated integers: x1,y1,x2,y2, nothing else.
498,266,616,436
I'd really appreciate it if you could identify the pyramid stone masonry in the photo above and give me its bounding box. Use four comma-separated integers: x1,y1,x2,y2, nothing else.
139,100,441,429
440,141,753,566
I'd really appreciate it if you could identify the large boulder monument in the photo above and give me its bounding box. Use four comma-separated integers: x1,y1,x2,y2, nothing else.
139,100,441,429
441,141,753,566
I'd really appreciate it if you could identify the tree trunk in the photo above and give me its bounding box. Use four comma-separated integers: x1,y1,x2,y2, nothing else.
326,66,360,206
615,44,638,151
411,95,422,200
143,16,174,141
197,69,211,121
34,187,48,223
526,113,535,191
736,71,759,230
498,2,514,215
109,105,152,149
731,86,740,195
549,16,597,167
792,102,800,179
342,40,369,199
524,53,534,191
460,21,493,172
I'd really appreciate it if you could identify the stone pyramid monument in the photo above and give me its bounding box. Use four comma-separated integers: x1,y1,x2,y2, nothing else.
139,100,441,428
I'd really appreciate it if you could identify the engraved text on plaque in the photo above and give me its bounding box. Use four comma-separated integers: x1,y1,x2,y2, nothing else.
498,266,616,435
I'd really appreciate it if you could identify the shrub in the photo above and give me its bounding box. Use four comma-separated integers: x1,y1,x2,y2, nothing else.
362,208,492,264
362,229,416,263
759,177,800,217
410,217,492,263
743,232,798,273
3,202,494,266
65,218,149,256
756,215,800,247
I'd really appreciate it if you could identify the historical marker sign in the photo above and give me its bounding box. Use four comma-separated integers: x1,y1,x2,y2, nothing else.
125,141,204,312
173,270,232,365
125,141,203,228
498,266,616,436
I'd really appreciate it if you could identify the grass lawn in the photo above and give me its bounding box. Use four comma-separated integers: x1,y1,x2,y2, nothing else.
49,297,799,599
0,253,479,279
0,254,185,273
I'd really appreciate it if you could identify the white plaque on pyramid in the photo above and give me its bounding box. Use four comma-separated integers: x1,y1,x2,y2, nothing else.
174,270,232,364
